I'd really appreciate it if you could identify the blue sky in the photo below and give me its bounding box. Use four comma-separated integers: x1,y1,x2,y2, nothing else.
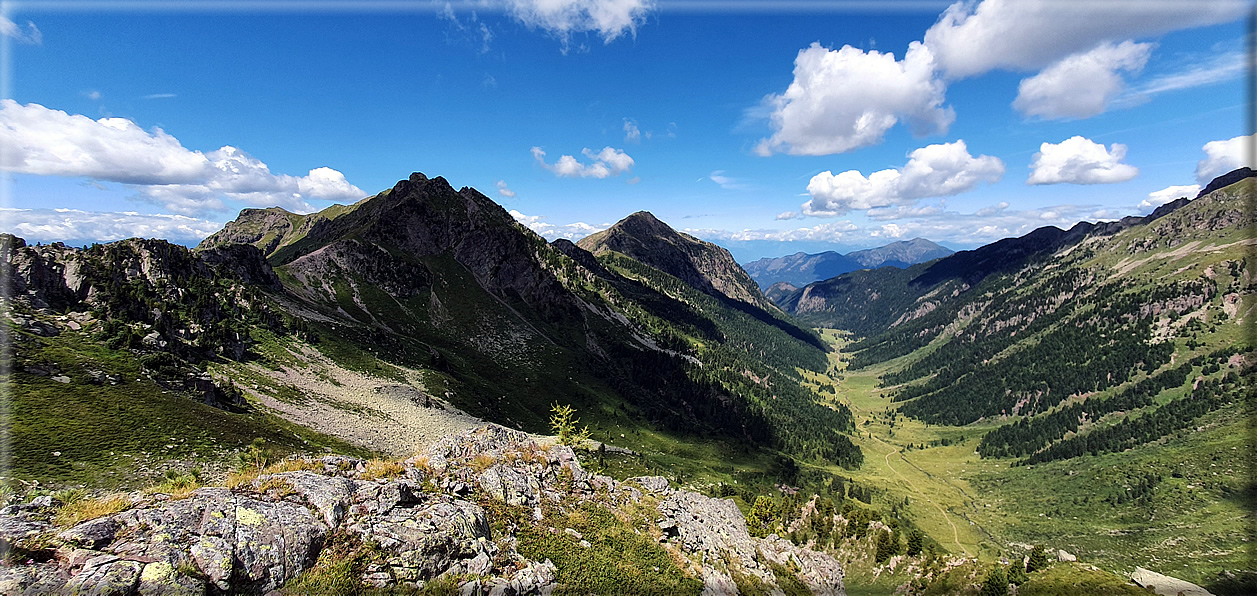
1,0,1251,262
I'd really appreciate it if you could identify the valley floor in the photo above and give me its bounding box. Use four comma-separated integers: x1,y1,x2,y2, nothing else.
801,328,1252,594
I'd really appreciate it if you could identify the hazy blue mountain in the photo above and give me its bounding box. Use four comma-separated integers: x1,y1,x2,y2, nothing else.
742,238,952,289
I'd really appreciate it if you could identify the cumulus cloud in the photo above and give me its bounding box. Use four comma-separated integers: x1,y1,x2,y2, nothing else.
531,146,635,179
623,119,641,142
775,211,799,220
755,42,953,156
0,101,365,216
1013,41,1152,120
1027,136,1138,185
1,207,222,245
505,0,653,47
1195,134,1254,184
508,209,607,241
1139,184,1200,210
496,180,517,198
923,0,1243,79
0,15,41,44
802,140,1003,217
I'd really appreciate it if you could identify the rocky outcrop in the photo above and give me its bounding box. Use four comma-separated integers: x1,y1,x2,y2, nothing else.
197,242,282,290
1,235,281,364
0,425,845,595
1131,566,1215,596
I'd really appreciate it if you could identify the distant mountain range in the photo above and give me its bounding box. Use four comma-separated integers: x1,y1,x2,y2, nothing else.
742,238,953,289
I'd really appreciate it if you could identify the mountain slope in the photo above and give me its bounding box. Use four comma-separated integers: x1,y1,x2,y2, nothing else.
794,171,1255,593
7,171,862,491
743,238,952,289
577,211,778,312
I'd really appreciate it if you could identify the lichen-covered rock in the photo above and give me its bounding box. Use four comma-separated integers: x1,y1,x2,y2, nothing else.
758,535,845,595
657,490,778,589
0,562,72,595
0,424,840,596
231,498,326,593
479,464,544,507
628,476,671,494
64,556,143,596
348,493,493,582
264,470,356,526
57,517,120,550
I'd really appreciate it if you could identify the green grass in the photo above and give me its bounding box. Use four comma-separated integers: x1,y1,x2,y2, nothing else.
492,499,704,596
6,325,375,489
1016,563,1151,595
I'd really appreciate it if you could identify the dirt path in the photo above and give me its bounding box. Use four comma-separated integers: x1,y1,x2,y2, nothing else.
871,437,969,556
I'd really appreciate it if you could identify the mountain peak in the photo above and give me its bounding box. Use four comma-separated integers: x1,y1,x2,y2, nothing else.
579,212,777,312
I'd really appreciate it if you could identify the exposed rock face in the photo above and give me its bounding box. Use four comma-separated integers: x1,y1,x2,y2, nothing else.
1131,566,1215,596
578,211,779,312
1,235,280,364
0,425,845,595
196,242,282,290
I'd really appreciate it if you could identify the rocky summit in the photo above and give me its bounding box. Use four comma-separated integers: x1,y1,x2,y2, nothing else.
0,425,846,595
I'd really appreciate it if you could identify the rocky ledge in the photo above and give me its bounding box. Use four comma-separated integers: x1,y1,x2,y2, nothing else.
0,425,845,595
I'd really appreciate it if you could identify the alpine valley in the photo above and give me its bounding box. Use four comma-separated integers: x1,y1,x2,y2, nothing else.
1,169,1252,595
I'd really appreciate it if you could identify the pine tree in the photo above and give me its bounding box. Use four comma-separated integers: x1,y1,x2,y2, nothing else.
906,529,923,557
979,564,1008,596
874,529,896,563
1026,544,1049,573
1008,561,1028,586
748,496,778,538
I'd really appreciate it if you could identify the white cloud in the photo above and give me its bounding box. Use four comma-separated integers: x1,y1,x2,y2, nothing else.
923,0,1243,79
496,180,516,198
509,209,606,240
505,0,654,47
1120,50,1246,107
974,201,1009,217
623,119,640,142
690,203,1108,247
0,101,365,216
775,211,799,220
865,204,944,221
439,2,496,53
755,42,953,156
803,140,1003,216
709,170,751,191
1139,184,1200,210
1027,136,1138,185
1013,41,1152,120
1196,134,1254,184
0,207,222,245
143,93,178,100
0,15,41,44
531,145,635,179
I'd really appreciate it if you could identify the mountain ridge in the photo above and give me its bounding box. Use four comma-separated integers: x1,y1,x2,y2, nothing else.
577,211,779,313
742,238,952,289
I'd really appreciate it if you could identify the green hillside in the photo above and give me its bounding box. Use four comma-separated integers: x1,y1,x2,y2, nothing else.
770,175,1254,594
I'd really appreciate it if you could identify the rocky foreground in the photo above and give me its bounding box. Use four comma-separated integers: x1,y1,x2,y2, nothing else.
0,425,845,595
